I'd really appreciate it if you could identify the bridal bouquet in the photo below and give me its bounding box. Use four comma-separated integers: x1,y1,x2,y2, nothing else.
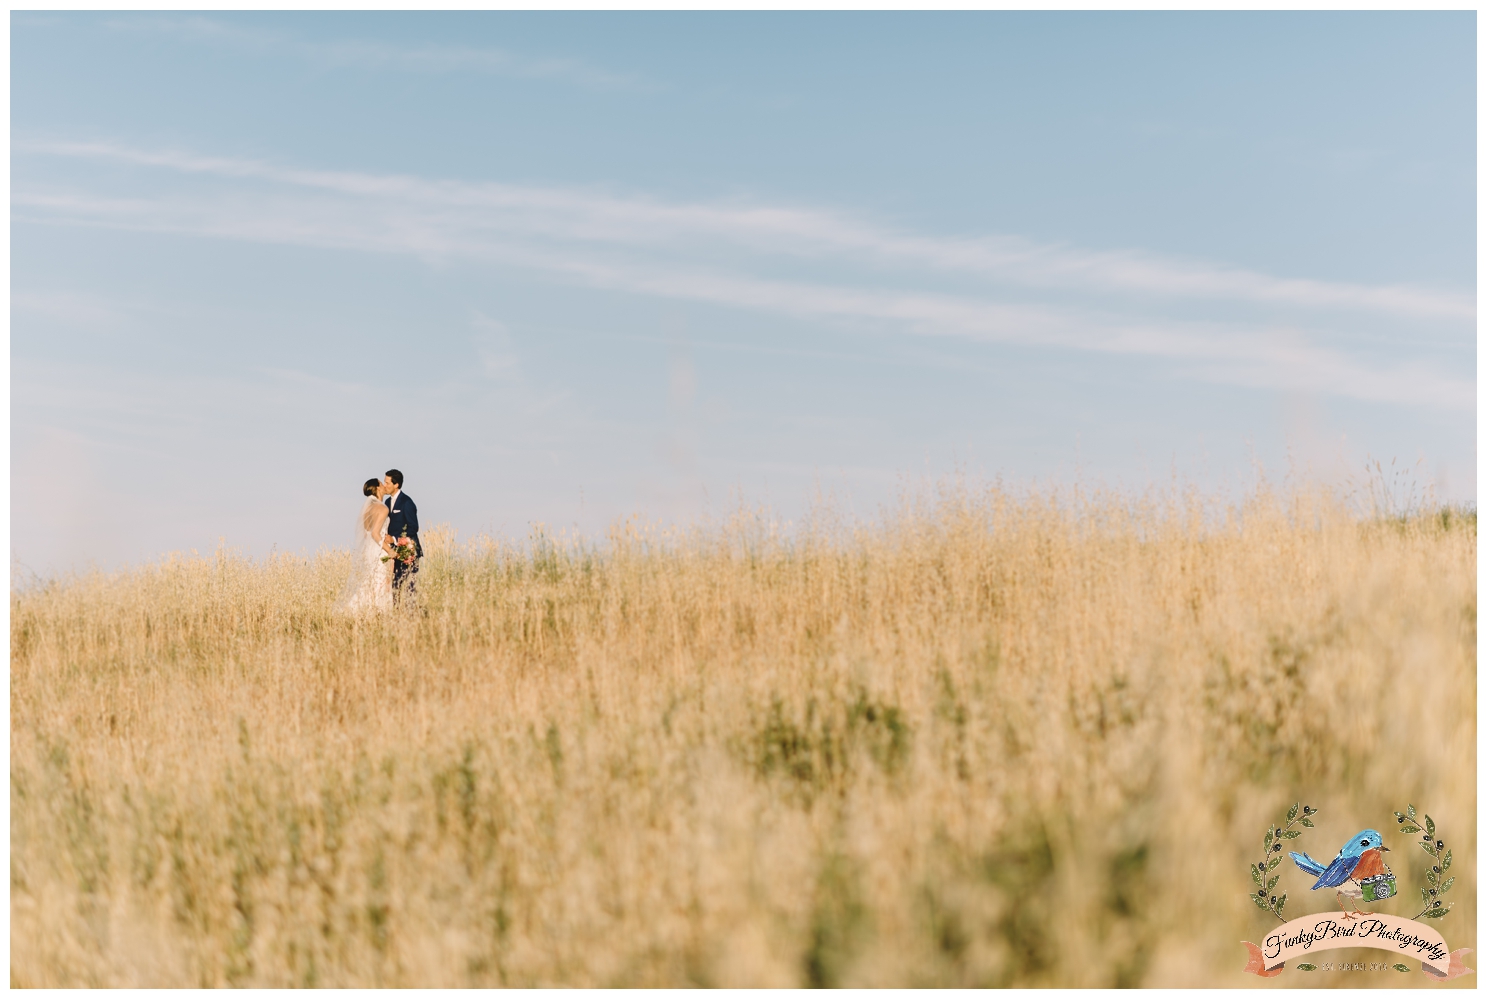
382,532,418,565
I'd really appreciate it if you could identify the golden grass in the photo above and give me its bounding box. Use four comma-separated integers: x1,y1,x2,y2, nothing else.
10,481,1476,986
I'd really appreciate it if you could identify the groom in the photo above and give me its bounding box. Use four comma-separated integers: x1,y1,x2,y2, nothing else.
382,468,422,605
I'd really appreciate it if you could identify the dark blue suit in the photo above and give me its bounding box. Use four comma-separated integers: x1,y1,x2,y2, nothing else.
385,491,422,602
384,491,422,556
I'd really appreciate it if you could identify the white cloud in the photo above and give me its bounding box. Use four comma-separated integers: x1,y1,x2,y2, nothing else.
470,314,521,380
12,290,126,327
101,15,646,90
12,138,1474,412
18,138,1472,323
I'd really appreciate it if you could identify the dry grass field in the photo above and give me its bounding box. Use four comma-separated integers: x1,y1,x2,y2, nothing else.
10,481,1476,986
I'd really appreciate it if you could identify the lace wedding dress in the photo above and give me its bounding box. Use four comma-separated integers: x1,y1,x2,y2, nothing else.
335,496,394,614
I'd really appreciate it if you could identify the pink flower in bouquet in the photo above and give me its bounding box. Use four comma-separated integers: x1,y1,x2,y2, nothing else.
381,533,416,564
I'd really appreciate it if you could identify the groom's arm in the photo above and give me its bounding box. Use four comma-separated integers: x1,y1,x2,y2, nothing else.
405,497,420,537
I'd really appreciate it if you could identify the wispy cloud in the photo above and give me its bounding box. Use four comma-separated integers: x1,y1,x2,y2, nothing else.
19,138,1472,324
100,15,645,90
12,138,1474,412
12,290,127,327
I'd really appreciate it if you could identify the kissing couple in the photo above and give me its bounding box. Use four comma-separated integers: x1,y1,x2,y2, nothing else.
335,468,423,614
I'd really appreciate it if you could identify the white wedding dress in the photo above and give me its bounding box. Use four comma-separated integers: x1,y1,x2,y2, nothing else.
335,496,394,614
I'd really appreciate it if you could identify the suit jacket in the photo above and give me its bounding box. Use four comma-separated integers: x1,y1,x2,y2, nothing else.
385,491,423,557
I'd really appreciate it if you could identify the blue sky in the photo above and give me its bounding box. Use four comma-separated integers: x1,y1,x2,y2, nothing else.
12,12,1476,574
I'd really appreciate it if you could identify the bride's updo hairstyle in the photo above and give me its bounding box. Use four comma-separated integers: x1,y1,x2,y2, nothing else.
363,478,381,497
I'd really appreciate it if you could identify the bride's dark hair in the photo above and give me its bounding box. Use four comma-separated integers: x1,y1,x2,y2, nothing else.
363,478,381,497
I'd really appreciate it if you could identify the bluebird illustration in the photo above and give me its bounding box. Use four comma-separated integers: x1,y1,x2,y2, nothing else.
1290,829,1393,920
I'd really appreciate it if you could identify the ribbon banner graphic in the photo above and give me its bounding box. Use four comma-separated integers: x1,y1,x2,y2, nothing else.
1241,913,1473,980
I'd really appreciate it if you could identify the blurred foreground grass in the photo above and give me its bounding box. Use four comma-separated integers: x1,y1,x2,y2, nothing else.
10,483,1475,986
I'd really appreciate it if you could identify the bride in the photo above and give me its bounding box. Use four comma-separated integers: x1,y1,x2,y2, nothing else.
335,478,396,614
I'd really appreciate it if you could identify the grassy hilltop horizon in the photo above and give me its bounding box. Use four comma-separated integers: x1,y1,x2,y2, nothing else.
10,479,1476,986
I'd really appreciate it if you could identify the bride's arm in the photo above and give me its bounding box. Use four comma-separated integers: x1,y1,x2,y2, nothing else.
374,506,395,554
365,504,394,554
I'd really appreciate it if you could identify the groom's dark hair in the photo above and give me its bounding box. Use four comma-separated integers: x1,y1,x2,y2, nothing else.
363,479,381,497
385,468,404,487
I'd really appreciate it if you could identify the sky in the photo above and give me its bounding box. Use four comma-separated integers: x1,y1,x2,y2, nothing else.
11,12,1477,576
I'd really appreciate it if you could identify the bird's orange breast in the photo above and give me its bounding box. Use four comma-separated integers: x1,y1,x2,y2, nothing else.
1352,849,1388,879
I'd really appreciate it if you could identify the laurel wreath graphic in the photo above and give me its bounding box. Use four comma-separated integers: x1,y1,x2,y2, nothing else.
1247,802,1457,973
1249,800,1315,923
1393,804,1455,921
1248,802,1455,924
